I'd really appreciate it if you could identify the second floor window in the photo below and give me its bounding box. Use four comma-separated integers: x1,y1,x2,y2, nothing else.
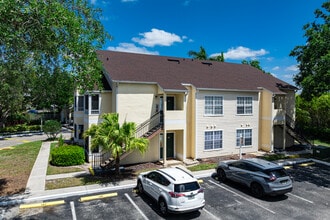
205,96,223,115
78,96,84,111
91,94,99,114
237,97,252,115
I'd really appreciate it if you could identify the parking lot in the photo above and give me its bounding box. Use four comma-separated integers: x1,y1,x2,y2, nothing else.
8,162,330,220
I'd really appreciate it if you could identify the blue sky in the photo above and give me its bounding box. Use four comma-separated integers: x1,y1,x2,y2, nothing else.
91,0,325,86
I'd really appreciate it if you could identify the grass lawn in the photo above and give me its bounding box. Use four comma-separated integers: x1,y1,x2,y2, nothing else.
0,141,41,196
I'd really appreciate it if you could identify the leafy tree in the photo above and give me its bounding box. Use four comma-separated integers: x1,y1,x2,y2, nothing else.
188,46,224,61
290,1,330,100
242,60,271,74
295,94,330,141
84,113,149,175
0,0,111,127
43,120,62,140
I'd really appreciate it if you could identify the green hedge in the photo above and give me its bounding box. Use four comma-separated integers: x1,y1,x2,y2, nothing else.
50,145,85,166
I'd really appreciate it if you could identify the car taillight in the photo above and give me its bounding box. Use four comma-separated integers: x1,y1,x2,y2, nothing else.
198,188,204,193
269,174,277,181
169,192,185,198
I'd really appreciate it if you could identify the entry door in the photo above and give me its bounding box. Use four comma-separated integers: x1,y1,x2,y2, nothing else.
166,133,174,158
160,96,175,111
160,133,175,159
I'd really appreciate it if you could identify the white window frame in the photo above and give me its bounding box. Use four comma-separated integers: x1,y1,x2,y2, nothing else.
236,129,252,147
237,97,253,115
204,96,223,116
204,130,223,151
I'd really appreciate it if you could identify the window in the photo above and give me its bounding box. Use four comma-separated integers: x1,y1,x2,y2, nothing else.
78,96,84,111
204,130,222,150
78,125,84,139
91,94,99,114
236,129,252,146
237,97,252,114
205,96,223,115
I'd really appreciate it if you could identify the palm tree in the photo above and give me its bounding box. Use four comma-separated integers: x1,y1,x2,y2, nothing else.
84,113,149,174
188,46,224,62
188,46,208,60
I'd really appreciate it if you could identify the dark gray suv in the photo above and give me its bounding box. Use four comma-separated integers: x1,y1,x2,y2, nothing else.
216,158,293,198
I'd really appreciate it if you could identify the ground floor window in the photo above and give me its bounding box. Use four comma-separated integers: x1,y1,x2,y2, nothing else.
204,130,223,150
236,129,252,147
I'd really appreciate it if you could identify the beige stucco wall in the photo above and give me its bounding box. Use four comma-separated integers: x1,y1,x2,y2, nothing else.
121,134,160,165
259,89,273,151
116,83,158,125
195,90,259,159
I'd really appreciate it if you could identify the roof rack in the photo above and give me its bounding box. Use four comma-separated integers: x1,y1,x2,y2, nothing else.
175,166,194,178
158,169,176,181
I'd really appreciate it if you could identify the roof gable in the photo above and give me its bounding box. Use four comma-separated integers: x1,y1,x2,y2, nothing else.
97,50,296,94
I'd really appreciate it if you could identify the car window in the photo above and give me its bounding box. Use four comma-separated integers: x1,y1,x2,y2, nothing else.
146,172,157,181
158,174,170,186
245,163,260,172
229,161,247,169
265,168,289,178
174,181,200,193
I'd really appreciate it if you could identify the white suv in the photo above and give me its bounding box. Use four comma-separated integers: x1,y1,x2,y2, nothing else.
136,166,205,216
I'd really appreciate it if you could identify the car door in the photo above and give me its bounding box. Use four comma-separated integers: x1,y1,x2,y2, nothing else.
144,172,158,199
229,161,250,184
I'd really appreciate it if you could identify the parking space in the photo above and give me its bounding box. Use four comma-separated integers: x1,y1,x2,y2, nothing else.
13,163,330,220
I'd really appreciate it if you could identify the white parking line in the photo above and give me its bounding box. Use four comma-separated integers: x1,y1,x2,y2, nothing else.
124,193,149,220
70,201,77,220
204,208,222,220
287,193,314,204
209,180,276,214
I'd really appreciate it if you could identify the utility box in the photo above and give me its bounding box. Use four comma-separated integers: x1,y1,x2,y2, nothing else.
313,145,330,159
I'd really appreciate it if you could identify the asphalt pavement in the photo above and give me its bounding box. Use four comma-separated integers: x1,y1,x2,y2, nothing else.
1,129,329,208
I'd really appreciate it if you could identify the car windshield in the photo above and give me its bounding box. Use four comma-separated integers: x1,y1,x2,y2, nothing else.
174,181,200,193
264,168,288,178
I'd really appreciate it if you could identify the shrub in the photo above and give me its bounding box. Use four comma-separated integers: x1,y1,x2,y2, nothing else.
51,145,85,166
43,120,61,140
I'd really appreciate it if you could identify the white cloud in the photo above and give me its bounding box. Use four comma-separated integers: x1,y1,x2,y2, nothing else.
283,74,294,79
272,66,280,71
285,65,298,72
215,46,268,60
107,43,159,55
132,28,183,47
121,0,138,2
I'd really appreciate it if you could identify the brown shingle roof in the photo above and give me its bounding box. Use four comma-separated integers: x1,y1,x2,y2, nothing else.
97,50,295,94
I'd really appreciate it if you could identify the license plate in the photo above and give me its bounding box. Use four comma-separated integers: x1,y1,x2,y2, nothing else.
188,196,195,200
280,180,288,184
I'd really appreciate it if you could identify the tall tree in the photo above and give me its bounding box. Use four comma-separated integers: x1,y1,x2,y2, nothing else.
188,46,225,61
84,113,149,175
0,0,111,127
289,1,330,100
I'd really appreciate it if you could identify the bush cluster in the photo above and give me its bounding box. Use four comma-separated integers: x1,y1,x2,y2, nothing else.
51,145,85,166
0,124,41,133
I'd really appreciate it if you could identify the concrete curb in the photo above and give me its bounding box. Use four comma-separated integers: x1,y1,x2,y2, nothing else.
0,169,214,207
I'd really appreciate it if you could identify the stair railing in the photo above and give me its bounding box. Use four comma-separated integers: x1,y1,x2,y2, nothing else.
135,111,163,138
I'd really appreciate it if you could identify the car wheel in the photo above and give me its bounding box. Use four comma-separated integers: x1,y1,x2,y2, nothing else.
217,168,227,182
158,198,168,216
251,182,264,198
137,180,144,194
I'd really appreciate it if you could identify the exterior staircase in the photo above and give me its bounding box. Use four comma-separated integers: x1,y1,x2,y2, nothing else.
93,111,163,171
284,114,312,146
